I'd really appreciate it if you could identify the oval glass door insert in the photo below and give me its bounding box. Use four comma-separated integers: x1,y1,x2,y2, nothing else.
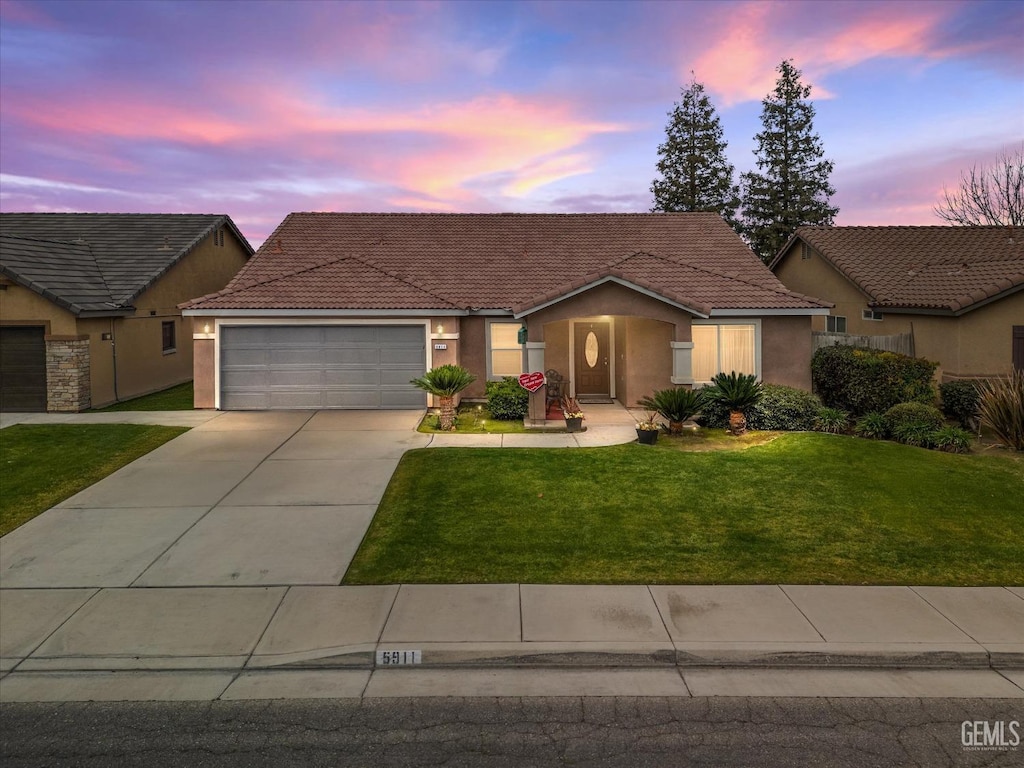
585,331,599,368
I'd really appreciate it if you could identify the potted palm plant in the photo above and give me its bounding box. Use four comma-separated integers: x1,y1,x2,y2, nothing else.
703,371,763,436
410,364,476,431
560,395,585,432
637,387,705,435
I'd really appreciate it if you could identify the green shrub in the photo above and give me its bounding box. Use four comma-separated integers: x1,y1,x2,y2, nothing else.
931,426,973,454
854,412,889,440
978,370,1024,451
891,421,936,448
747,384,821,431
884,402,945,434
814,407,849,434
485,377,529,420
695,384,820,431
811,345,937,416
939,380,982,429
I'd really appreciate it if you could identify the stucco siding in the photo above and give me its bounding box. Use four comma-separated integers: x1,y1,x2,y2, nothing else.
0,285,78,334
761,315,813,389
621,316,674,406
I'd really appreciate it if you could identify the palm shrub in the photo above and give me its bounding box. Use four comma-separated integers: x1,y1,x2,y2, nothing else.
977,369,1024,451
637,387,704,434
695,384,821,431
704,371,763,435
814,407,848,434
854,412,888,440
410,365,476,431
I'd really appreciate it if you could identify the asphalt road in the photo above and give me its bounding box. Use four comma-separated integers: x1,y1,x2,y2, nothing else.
2,697,1022,767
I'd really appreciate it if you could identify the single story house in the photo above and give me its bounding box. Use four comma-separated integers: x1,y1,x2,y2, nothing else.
182,214,831,417
0,213,252,411
182,213,829,418
770,225,1024,379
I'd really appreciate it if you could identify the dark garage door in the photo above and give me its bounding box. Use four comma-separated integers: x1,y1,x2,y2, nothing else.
219,325,426,410
0,326,47,412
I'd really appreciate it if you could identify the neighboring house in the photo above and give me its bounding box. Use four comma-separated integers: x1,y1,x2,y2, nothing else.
770,226,1024,380
182,212,829,417
0,213,253,411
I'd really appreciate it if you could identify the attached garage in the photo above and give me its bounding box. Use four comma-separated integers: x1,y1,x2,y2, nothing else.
0,326,47,412
219,324,426,410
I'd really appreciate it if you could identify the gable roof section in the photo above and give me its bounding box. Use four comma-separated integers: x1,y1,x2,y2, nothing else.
773,225,1024,314
0,213,253,315
184,213,829,315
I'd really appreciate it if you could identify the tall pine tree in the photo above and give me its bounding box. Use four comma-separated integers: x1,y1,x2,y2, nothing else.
651,78,740,229
740,60,837,263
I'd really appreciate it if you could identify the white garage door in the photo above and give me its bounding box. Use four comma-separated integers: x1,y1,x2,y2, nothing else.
220,325,426,410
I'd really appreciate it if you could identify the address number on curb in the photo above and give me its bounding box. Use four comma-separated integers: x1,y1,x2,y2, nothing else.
376,650,422,666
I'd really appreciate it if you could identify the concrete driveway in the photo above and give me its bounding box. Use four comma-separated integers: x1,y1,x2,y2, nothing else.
0,410,428,589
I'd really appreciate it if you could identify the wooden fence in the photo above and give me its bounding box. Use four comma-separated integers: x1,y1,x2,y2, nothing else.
812,331,915,357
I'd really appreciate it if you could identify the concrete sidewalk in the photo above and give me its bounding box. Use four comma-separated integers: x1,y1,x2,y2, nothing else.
2,405,1022,702
1,584,1022,701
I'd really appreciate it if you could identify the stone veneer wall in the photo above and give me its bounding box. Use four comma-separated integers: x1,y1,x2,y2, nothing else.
46,335,91,412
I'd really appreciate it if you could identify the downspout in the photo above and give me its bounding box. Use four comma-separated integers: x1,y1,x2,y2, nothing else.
110,317,119,402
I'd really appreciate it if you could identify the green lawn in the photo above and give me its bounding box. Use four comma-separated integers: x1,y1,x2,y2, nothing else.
90,381,193,411
418,405,530,434
0,424,188,535
344,433,1024,586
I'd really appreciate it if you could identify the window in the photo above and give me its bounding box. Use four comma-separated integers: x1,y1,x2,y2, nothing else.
162,320,176,353
488,322,523,377
691,322,757,382
862,308,884,321
826,315,847,333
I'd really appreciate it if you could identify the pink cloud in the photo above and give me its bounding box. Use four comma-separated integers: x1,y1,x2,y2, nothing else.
690,1,963,106
833,139,1019,225
6,85,625,204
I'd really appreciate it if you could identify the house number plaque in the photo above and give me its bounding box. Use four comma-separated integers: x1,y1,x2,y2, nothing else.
376,650,422,666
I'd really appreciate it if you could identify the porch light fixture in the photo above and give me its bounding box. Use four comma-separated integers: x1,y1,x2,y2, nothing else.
436,322,444,334
203,323,211,333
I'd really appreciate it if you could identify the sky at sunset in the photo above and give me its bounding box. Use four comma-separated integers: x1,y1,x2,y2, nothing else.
1,0,1021,246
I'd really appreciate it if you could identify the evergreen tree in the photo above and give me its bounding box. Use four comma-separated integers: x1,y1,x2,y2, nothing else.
651,77,740,229
740,60,837,263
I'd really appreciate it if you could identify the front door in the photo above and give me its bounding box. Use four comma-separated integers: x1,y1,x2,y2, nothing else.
1014,326,1024,372
574,321,610,397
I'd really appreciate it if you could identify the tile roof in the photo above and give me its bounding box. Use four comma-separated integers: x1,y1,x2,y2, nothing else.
184,213,828,314
777,225,1024,313
0,213,253,315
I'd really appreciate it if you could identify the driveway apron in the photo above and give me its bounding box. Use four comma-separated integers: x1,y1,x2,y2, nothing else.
0,411,428,591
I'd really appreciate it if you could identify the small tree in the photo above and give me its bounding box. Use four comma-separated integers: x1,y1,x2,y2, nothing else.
704,372,763,436
740,60,838,263
410,365,476,431
651,77,740,230
934,147,1024,226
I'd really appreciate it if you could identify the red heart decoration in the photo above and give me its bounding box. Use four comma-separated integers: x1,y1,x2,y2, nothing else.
518,372,546,392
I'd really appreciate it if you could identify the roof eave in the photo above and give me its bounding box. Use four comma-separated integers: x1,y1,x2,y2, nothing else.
181,308,470,317
513,275,711,319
